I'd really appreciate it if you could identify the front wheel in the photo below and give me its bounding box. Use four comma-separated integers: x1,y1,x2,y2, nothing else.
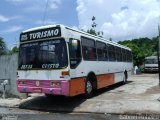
84,79,93,98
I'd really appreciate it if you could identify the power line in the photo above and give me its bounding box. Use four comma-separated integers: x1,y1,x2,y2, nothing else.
43,0,49,25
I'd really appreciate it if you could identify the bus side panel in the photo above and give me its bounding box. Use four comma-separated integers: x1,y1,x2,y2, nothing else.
114,72,124,83
96,73,114,89
69,77,86,96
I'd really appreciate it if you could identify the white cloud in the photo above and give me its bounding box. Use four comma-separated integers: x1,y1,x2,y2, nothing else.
8,0,25,2
6,0,61,11
76,0,160,41
0,15,9,22
5,0,26,5
36,20,57,25
0,14,22,23
71,26,79,30
49,0,61,9
2,26,23,33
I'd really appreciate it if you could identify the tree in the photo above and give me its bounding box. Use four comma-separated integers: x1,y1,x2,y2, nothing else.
0,37,7,55
9,46,19,54
87,16,103,37
118,37,158,66
11,46,19,53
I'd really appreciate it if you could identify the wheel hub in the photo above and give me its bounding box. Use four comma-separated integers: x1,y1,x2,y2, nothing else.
86,81,92,94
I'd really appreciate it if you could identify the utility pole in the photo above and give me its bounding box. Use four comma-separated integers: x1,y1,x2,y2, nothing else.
158,25,160,86
43,0,49,25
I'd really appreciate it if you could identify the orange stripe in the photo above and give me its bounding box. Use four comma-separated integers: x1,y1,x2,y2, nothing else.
69,77,86,96
96,74,114,89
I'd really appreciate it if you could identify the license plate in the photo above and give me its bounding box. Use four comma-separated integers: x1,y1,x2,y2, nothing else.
33,88,42,93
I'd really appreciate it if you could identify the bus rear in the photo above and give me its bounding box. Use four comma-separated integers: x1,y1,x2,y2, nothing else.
17,25,71,96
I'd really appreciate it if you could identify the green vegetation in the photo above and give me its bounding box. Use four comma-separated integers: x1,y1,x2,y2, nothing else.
0,37,7,55
9,46,19,55
0,37,19,55
87,16,103,37
118,37,158,66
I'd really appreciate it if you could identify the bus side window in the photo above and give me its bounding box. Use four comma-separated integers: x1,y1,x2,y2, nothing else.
115,47,122,62
69,39,82,68
108,45,115,61
122,49,126,62
81,36,96,61
96,41,107,61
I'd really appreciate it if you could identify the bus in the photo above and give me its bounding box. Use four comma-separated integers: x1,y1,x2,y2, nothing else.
144,56,159,72
17,24,133,98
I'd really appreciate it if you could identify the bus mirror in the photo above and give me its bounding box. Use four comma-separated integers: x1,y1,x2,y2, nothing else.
71,39,78,49
72,39,78,45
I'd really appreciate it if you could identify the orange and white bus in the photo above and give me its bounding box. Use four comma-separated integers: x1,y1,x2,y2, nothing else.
17,24,133,98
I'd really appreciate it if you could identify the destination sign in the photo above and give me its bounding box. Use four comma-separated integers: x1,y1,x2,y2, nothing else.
20,27,61,41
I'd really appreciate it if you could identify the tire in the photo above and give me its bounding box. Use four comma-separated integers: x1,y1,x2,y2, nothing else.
84,79,93,98
123,70,128,84
45,94,53,97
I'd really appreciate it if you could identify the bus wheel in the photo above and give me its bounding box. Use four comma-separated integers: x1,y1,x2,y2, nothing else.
85,79,93,98
123,70,128,84
45,94,53,97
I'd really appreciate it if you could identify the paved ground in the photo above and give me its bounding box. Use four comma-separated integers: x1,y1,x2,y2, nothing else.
1,107,160,120
0,73,160,115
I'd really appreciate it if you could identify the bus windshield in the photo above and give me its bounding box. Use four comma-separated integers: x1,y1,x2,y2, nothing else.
18,39,68,70
145,59,158,64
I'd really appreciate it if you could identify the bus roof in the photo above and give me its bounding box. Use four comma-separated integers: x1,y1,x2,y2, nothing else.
65,26,131,51
145,56,158,59
22,24,60,33
21,24,131,51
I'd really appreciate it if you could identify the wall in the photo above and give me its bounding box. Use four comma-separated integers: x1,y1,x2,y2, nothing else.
0,54,26,98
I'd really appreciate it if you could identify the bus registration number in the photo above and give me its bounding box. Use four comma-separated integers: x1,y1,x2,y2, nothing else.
42,64,59,69
33,88,42,93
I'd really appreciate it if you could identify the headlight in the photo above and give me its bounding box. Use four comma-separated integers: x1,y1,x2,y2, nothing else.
19,81,26,84
51,82,61,86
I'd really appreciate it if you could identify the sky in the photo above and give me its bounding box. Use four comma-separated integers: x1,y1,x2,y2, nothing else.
0,0,160,49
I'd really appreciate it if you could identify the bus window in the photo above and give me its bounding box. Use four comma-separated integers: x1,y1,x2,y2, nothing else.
145,58,158,64
81,37,96,61
96,41,108,61
108,44,115,61
115,47,122,62
122,49,126,62
126,50,130,62
19,39,68,69
69,39,82,68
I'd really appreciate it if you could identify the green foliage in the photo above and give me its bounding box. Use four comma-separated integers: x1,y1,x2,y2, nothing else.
87,16,103,37
12,46,19,53
118,37,158,66
139,66,144,73
0,37,7,55
87,29,97,36
9,46,19,54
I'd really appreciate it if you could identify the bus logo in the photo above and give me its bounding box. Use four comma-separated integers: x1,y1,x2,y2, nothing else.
20,27,61,41
35,81,40,87
21,34,28,41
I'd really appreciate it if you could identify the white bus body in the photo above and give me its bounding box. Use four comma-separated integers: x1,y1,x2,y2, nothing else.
144,56,159,72
17,24,133,97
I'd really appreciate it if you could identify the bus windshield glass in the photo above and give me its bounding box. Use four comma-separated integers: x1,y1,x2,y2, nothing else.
19,39,68,69
145,59,158,64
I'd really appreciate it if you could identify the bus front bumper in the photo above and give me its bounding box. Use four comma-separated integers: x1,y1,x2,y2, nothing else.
17,80,70,96
144,68,159,72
